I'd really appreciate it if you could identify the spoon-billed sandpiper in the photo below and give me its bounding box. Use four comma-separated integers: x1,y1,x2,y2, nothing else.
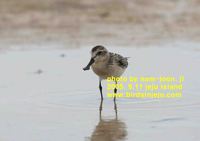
83,45,128,101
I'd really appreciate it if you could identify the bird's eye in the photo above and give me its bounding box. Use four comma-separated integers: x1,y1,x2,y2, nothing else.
97,51,102,55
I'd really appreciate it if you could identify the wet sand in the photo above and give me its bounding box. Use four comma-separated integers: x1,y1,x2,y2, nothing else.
0,43,199,141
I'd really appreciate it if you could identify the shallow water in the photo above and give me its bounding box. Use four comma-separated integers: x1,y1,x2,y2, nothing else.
0,43,200,141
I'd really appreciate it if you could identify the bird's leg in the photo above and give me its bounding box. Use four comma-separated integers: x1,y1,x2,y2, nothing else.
114,99,118,119
99,100,103,120
114,81,117,101
113,82,118,117
99,80,103,100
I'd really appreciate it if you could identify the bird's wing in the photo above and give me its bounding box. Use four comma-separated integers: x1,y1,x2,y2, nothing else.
108,53,128,69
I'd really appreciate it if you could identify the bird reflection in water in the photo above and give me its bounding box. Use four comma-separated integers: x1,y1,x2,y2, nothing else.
87,100,127,141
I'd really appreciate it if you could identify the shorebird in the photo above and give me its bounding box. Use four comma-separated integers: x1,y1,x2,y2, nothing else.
83,45,128,101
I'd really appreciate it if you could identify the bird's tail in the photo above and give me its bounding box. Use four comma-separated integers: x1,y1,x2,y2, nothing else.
125,57,131,60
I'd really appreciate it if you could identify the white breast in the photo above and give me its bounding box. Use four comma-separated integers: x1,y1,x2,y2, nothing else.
92,61,126,79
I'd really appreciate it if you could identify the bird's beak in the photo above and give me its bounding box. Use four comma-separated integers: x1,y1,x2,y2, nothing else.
83,57,95,71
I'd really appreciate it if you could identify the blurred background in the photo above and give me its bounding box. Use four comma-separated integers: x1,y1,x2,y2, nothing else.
1,0,200,49
0,1,200,141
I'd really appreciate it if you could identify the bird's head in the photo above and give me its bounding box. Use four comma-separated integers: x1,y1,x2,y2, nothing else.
83,45,109,71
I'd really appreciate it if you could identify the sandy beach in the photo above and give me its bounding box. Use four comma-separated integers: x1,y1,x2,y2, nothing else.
1,0,200,49
0,44,199,141
0,0,200,141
